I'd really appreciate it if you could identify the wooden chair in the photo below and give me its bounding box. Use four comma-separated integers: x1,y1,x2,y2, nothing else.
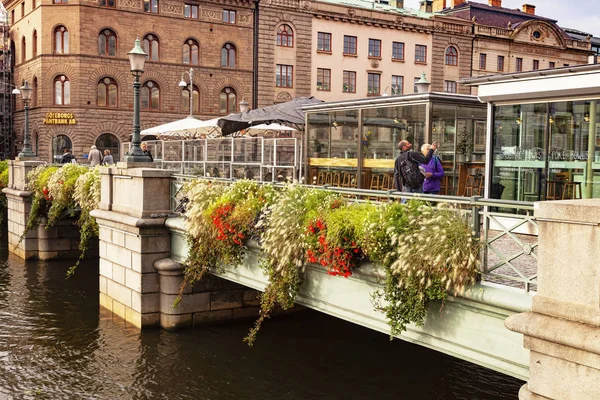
546,180,563,201
462,175,484,197
562,182,582,200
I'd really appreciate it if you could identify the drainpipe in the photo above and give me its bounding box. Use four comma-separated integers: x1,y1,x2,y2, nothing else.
253,0,260,108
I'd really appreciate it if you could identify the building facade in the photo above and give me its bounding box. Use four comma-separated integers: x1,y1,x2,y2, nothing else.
7,0,255,162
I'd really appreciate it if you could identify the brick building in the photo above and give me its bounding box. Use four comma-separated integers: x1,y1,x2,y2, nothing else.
7,0,255,162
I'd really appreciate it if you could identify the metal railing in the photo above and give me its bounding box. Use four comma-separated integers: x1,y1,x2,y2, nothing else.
169,175,539,293
123,137,298,181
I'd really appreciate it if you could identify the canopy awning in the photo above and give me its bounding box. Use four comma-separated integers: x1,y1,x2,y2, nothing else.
246,123,298,135
218,97,323,135
141,117,206,139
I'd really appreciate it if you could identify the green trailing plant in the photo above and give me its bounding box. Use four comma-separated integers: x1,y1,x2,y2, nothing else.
23,164,60,237
0,160,9,227
46,163,89,227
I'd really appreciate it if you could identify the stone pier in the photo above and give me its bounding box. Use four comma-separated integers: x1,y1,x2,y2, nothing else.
506,199,600,399
92,166,262,329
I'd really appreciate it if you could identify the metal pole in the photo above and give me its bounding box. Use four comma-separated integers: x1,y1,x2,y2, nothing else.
19,100,34,157
125,73,151,161
188,68,193,118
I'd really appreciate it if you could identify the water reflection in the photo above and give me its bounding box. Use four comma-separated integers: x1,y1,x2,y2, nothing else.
0,242,523,399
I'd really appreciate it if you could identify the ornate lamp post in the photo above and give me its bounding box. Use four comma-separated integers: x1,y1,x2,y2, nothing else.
178,68,194,118
239,98,249,113
125,38,152,162
13,81,35,158
415,72,431,93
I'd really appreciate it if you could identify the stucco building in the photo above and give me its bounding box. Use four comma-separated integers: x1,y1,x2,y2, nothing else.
7,0,255,162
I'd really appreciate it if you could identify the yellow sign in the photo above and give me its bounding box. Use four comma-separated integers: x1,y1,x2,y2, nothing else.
43,112,76,125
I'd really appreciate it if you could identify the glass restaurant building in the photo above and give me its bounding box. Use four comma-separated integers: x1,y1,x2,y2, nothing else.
302,93,487,195
465,63,600,203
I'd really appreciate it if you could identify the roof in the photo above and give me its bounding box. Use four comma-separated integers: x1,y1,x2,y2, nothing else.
462,63,600,86
564,28,600,46
440,1,565,34
315,0,434,18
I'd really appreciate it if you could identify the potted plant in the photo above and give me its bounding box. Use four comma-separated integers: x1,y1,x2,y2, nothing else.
312,138,324,157
456,127,472,163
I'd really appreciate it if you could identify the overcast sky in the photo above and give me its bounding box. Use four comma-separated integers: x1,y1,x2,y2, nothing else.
404,0,600,37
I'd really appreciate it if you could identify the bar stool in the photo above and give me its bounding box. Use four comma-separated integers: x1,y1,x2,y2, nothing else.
317,172,325,186
440,176,449,195
462,175,483,197
381,174,394,190
370,174,381,190
324,172,333,185
332,172,341,187
562,182,582,200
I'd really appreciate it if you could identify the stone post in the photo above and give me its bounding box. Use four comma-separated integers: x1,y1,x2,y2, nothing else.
506,199,600,399
91,166,172,328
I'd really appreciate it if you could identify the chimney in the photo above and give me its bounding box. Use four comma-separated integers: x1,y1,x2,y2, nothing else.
488,0,502,7
432,0,446,12
419,0,433,12
396,0,404,8
522,4,535,14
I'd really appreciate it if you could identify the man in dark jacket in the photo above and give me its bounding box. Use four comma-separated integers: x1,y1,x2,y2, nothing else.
60,148,76,164
393,140,437,194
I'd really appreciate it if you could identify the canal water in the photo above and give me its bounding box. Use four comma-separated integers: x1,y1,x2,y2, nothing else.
0,242,524,399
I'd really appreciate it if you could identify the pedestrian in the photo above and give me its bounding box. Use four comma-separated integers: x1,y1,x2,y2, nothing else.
88,145,102,166
102,149,114,165
60,148,76,164
393,140,437,199
141,142,153,162
420,143,445,195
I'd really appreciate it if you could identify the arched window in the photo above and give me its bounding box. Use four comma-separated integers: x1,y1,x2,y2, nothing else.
95,133,120,162
141,81,160,109
98,29,117,56
445,46,458,66
32,76,38,107
97,77,118,107
21,36,26,63
276,24,294,47
54,25,69,54
52,134,72,163
143,34,159,61
10,41,15,67
220,43,236,68
32,30,37,58
181,84,199,113
219,87,236,114
54,75,70,105
183,38,199,65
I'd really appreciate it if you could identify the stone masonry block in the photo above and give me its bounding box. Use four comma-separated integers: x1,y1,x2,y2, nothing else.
232,306,260,320
100,276,108,294
193,309,233,326
38,238,72,252
160,274,190,295
242,290,261,307
131,292,160,314
125,268,142,292
105,243,132,269
99,241,107,258
161,313,193,330
99,227,112,243
210,290,243,311
112,231,126,247
58,225,81,239
99,292,113,312
112,263,126,286
193,275,245,293
106,279,133,308
38,251,59,261
37,225,58,239
161,292,210,315
112,300,127,322
132,252,168,274
140,272,160,294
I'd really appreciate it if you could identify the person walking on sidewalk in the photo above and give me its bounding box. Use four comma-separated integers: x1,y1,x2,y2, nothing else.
393,140,437,196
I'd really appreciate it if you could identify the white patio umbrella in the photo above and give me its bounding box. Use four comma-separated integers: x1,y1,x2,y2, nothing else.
141,117,208,139
192,118,222,137
246,123,298,136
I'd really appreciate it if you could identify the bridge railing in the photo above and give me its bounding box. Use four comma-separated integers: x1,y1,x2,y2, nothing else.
169,175,538,293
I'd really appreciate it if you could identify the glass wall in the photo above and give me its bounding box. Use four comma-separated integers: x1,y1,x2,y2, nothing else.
491,100,600,202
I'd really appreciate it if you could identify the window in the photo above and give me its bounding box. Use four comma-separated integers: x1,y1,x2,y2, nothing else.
316,68,330,91
549,61,556,69
21,2,24,17
98,29,117,56
143,34,159,61
276,64,293,88
368,39,381,58
184,4,198,18
144,0,158,13
183,39,199,64
343,71,356,93
53,75,70,105
32,77,37,106
95,133,120,163
10,10,14,24
220,87,236,114
317,32,331,52
497,55,505,72
343,35,357,55
21,36,26,63
222,9,236,23
415,45,427,63
221,43,236,68
564,63,569,67
516,57,523,72
54,26,69,54
32,0,36,6
97,77,118,107
391,75,403,95
141,81,160,109
367,73,380,95
99,0,115,7
533,59,539,70
479,53,487,70
444,80,457,93
277,24,293,47
181,85,199,113
52,0,68,3
445,46,458,66
392,42,404,61
32,30,37,57
52,135,72,163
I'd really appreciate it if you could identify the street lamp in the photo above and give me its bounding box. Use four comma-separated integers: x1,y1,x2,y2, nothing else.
239,98,249,113
13,81,35,158
178,68,194,118
415,72,431,94
124,38,152,163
